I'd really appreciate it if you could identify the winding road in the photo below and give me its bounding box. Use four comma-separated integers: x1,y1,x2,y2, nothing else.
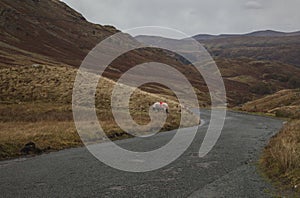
0,110,283,197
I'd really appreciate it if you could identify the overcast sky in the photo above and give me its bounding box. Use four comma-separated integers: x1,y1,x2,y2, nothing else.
62,0,300,36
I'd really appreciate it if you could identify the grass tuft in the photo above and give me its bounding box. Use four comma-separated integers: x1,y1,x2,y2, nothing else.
260,120,300,194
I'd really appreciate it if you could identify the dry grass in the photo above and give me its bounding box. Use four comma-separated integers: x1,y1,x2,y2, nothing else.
0,65,200,160
241,89,300,119
227,75,258,85
240,89,300,194
0,121,80,159
260,120,300,194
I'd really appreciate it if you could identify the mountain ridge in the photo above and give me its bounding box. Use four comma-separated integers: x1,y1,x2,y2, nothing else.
193,30,300,40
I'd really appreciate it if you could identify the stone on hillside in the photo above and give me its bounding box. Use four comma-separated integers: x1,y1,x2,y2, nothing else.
20,141,42,155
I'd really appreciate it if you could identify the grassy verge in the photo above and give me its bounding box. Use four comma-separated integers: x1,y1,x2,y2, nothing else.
238,89,300,195
0,65,200,160
259,119,300,195
0,102,198,160
239,89,300,195
0,121,80,159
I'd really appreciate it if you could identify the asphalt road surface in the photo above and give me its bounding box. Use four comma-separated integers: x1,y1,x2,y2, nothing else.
0,110,283,197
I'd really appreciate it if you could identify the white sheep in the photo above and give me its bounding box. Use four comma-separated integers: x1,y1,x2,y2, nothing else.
152,102,169,114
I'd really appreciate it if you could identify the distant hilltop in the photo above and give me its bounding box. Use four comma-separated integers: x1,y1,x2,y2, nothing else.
193,30,300,40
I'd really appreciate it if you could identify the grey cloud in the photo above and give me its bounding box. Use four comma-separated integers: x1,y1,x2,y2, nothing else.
244,1,263,9
62,0,300,36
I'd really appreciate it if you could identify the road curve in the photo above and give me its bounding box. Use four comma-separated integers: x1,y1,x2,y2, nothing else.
0,110,283,197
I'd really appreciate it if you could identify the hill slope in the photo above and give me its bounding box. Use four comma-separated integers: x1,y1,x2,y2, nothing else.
0,0,212,105
135,35,300,105
241,89,300,118
195,31,300,68
0,65,199,159
1,0,300,108
0,0,118,67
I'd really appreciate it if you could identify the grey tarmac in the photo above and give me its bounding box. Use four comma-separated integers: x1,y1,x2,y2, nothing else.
0,110,283,197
